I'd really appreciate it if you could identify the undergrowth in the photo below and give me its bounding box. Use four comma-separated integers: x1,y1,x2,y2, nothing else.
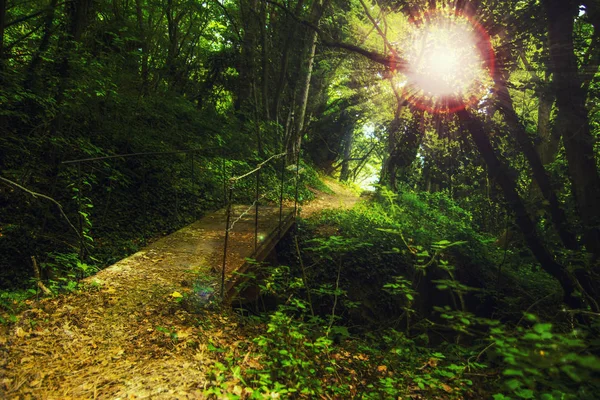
198,186,600,399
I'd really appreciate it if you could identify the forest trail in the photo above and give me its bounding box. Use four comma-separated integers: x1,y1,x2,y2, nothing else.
300,176,363,218
0,176,360,399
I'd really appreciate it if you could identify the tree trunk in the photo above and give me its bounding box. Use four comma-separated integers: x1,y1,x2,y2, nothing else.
380,83,419,191
380,106,402,191
0,0,6,65
457,109,585,310
536,74,559,165
53,0,93,123
165,0,181,91
24,0,59,91
135,0,149,95
518,51,559,165
543,0,600,257
260,1,270,120
380,80,404,190
237,0,258,116
339,114,353,182
494,49,578,250
288,0,324,161
272,0,305,124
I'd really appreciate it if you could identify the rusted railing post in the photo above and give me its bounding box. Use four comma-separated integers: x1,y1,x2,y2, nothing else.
173,167,179,221
222,150,227,206
77,162,85,260
293,149,301,219
254,169,260,253
142,168,147,239
221,184,233,299
190,152,195,221
278,155,285,239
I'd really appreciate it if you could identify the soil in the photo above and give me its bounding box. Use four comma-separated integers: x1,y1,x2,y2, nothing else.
0,175,360,399
300,176,363,217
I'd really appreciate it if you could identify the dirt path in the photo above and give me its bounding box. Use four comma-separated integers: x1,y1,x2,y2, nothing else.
300,176,362,218
0,176,360,399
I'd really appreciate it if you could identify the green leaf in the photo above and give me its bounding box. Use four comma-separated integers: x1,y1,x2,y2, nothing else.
503,369,524,377
515,388,534,399
505,378,522,390
533,323,552,334
560,365,582,382
576,355,600,371
523,333,540,340
524,313,538,322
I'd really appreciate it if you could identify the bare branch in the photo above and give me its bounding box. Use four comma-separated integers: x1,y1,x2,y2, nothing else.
0,176,82,242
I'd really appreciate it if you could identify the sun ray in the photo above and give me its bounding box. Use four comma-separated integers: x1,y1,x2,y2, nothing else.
400,8,494,114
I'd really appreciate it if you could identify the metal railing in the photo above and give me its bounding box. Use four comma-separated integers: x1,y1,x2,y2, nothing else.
60,146,304,301
61,147,231,261
220,151,302,298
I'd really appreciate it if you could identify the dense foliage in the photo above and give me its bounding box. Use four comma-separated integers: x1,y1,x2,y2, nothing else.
203,190,599,399
1,0,599,397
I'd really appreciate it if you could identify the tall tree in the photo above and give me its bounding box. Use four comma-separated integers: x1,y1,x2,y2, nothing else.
494,47,578,250
0,0,6,67
543,0,600,257
458,109,588,310
287,0,325,161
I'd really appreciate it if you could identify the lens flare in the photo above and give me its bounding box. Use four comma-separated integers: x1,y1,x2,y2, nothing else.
400,9,494,113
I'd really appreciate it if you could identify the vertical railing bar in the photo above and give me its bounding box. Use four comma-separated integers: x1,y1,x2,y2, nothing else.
278,154,285,239
254,169,260,253
77,162,84,261
173,167,176,221
221,185,234,299
100,161,113,228
142,167,147,240
222,149,227,206
191,152,195,222
293,149,301,220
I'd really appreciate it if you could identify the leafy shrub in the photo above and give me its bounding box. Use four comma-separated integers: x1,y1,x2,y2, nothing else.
489,314,600,400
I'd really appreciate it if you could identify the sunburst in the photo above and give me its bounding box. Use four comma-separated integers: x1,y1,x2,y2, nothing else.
400,8,495,113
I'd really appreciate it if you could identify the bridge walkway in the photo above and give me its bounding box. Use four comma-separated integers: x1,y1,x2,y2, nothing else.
87,204,296,302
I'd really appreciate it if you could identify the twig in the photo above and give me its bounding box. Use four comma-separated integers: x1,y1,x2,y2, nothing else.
294,235,315,316
328,258,342,333
562,309,600,317
516,292,559,327
0,176,82,242
475,342,495,363
31,256,53,296
230,152,286,183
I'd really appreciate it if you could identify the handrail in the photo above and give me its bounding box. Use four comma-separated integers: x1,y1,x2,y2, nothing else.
62,146,232,261
61,147,226,165
61,146,300,302
220,151,299,298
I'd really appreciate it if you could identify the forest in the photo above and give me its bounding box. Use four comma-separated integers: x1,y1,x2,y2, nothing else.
0,0,599,398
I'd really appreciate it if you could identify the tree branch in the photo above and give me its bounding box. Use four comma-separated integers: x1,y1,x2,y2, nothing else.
0,176,83,242
5,3,66,28
264,0,408,72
